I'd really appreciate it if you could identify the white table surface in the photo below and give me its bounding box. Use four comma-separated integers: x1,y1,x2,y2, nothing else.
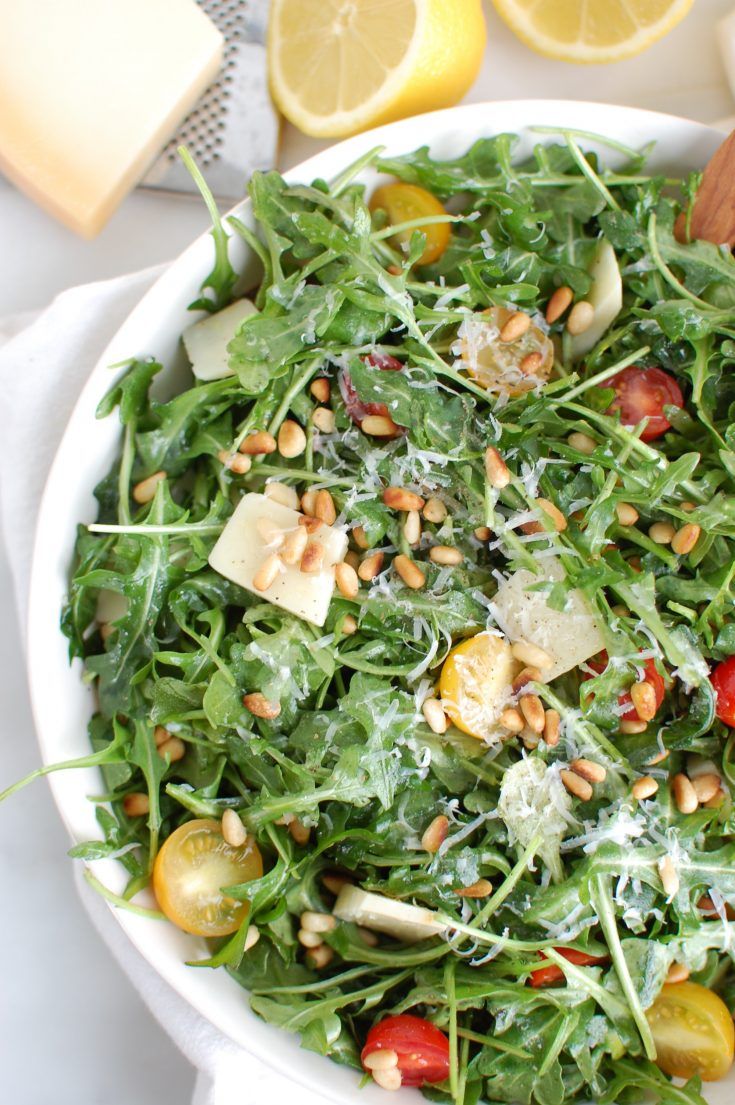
1,2,734,1102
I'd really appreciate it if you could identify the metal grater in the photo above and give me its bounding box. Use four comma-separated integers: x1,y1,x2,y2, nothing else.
142,0,279,200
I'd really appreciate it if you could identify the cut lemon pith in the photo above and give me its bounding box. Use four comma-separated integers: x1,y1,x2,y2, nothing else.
268,0,487,138
491,0,693,64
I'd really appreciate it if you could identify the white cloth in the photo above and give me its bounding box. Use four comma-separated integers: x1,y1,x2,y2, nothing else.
0,270,327,1105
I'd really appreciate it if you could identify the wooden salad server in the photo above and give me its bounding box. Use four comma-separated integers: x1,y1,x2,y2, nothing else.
675,128,735,247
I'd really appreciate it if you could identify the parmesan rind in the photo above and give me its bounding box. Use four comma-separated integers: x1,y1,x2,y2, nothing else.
183,298,257,381
569,239,623,360
333,885,446,943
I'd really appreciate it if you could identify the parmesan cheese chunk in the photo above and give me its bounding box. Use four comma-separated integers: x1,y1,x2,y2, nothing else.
209,493,348,627
569,239,623,360
183,299,257,381
490,560,605,680
333,886,446,943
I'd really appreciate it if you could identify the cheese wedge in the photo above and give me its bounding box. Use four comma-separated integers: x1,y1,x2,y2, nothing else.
209,493,348,627
0,0,223,236
569,239,623,360
183,299,257,381
334,886,446,943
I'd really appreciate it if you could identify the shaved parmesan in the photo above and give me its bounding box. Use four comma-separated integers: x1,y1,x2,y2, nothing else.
569,239,622,360
183,299,257,381
333,885,446,943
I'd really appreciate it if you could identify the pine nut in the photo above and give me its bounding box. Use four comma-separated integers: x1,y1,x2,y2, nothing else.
649,522,675,545
357,926,380,947
631,681,658,722
99,623,116,642
422,698,448,734
681,501,697,512
299,515,322,534
567,431,596,455
658,855,680,898
310,378,331,403
566,300,595,335
512,666,543,693
361,414,400,436
364,1049,399,1072
133,471,166,504
122,792,149,817
666,962,690,984
154,725,170,747
335,561,359,599
322,873,351,895
158,736,185,762
704,788,726,810
244,925,260,953
543,709,560,746
646,748,669,765
673,773,698,814
301,489,318,516
298,929,323,948
521,728,540,750
632,776,659,800
218,450,252,475
305,943,334,970
615,502,639,526
484,446,510,489
499,311,530,343
256,516,285,548
619,718,648,734
692,773,721,804
523,497,567,534
546,285,573,324
344,550,360,571
372,1067,402,1091
341,614,358,635
301,540,325,574
394,554,425,589
455,878,493,898
352,524,369,549
474,526,492,541
429,545,463,566
288,818,310,845
499,707,524,733
312,407,336,433
511,640,553,670
421,814,449,853
520,693,545,733
301,911,337,934
252,552,282,592
611,605,630,617
561,770,593,801
671,523,701,556
423,497,448,524
314,489,337,526
278,419,306,459
403,510,421,545
520,351,543,376
570,758,607,785
221,808,247,847
383,486,425,512
279,526,309,565
240,431,276,455
358,551,384,580
242,693,281,720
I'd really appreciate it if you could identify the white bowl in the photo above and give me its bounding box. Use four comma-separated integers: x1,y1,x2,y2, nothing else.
28,101,731,1104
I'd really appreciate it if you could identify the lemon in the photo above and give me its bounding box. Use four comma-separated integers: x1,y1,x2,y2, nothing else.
492,0,693,64
268,0,487,138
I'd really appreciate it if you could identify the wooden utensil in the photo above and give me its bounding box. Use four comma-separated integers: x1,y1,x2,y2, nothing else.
675,128,735,246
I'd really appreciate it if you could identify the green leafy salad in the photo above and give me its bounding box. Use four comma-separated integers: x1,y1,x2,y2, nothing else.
51,129,735,1102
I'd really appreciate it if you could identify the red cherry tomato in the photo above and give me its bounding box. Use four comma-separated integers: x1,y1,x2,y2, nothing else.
583,650,665,722
711,656,735,727
606,366,684,442
361,1014,450,1087
340,352,403,428
529,948,609,988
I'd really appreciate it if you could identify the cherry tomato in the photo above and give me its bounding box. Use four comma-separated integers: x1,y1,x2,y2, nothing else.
606,366,684,442
647,982,735,1082
339,352,404,431
711,656,735,727
459,306,554,397
369,183,450,267
583,651,665,722
529,948,609,988
361,1014,450,1087
153,818,263,937
439,633,519,741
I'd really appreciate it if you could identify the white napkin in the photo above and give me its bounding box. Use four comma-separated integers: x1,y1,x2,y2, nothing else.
0,270,327,1105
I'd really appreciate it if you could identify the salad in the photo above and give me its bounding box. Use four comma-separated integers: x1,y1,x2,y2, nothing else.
41,129,735,1102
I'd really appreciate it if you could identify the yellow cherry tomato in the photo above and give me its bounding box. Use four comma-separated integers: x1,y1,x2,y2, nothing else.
369,182,450,267
153,818,263,937
438,632,520,741
459,306,554,397
647,982,735,1082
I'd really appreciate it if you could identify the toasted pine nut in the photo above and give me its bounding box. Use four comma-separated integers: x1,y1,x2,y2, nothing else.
511,640,553,670
314,489,337,526
372,1067,402,1091
619,718,648,734
615,502,639,526
632,776,659,800
218,450,252,475
403,510,421,546
520,351,543,376
681,500,696,512
322,873,351,895
279,526,309,565
561,769,593,801
361,414,399,436
301,489,318,516
299,515,322,534
546,285,573,324
301,540,325,574
335,561,359,599
474,526,492,541
221,808,247,847
312,407,336,433
671,523,701,556
568,431,596,455
301,911,337,934
357,926,380,947
658,854,680,897
484,446,510,489
122,792,149,817
383,486,425,512
154,725,170,747
244,925,260,953
455,878,493,898
393,554,425,590
344,550,360,571
352,524,369,549
692,773,721,804
666,962,690,985
673,773,698,814
310,378,331,403
306,943,334,970
158,736,185,762
499,707,524,733
649,522,675,545
298,928,323,948
543,709,560,746
253,552,282,592
422,698,448,734
512,666,543,693
423,497,448,524
278,419,306,459
523,497,567,534
242,693,281,720
429,545,463,566
256,516,285,548
133,471,166,504
631,680,658,722
499,311,530,343
566,300,595,335
358,551,384,580
520,693,545,733
521,728,540,750
611,605,630,617
240,430,276,455
364,1049,399,1072
704,788,726,810
421,814,449,853
341,614,358,635
646,748,669,765
288,818,310,845
570,758,607,784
